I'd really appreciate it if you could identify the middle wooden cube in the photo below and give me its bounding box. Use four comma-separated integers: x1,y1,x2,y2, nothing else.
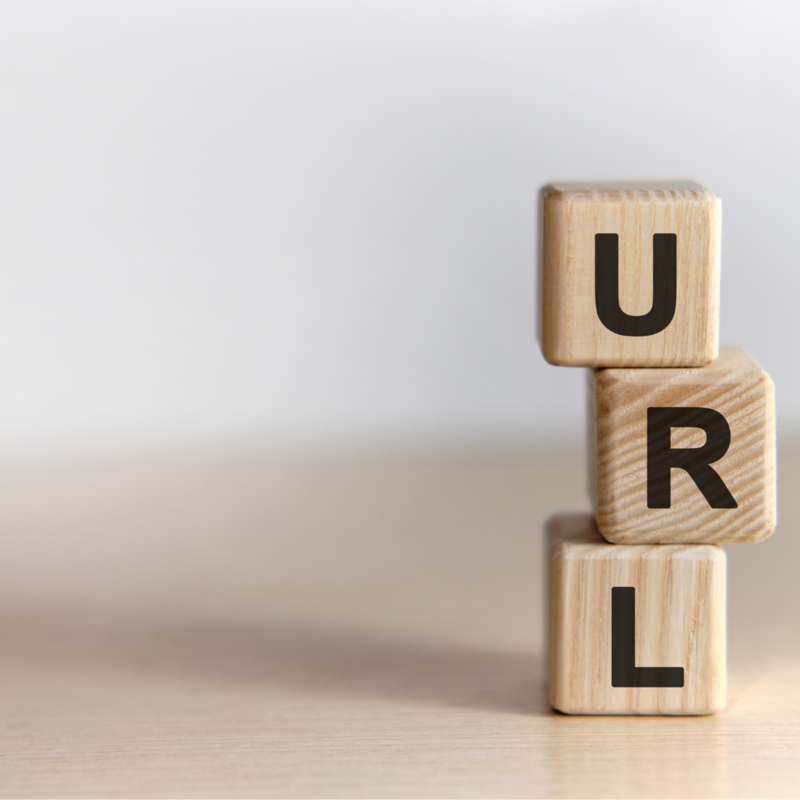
589,347,776,544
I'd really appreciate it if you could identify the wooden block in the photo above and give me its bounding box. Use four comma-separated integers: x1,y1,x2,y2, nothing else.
547,513,726,716
539,181,720,367
589,346,776,544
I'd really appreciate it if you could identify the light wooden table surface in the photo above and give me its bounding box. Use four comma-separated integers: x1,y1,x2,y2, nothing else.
0,444,798,798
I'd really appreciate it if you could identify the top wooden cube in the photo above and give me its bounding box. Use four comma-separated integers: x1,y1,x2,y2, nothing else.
539,182,721,367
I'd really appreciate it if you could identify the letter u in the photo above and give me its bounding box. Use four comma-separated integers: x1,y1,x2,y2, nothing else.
595,233,677,337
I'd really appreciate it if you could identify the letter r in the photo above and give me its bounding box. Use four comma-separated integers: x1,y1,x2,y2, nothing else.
647,407,737,509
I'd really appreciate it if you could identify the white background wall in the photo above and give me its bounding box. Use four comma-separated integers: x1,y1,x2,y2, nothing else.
0,0,797,451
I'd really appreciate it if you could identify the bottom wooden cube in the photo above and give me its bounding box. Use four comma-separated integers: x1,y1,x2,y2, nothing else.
548,513,726,715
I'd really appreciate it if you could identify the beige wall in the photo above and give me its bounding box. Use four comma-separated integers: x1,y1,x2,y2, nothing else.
0,1,795,450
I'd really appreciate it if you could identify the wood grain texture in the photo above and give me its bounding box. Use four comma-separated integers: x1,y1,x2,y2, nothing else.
539,181,720,367
590,346,777,544
548,513,726,716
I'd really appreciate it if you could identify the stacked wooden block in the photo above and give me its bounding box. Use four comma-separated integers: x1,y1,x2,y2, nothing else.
540,182,776,715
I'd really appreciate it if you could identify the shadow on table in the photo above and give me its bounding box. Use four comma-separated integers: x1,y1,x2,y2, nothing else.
0,611,550,717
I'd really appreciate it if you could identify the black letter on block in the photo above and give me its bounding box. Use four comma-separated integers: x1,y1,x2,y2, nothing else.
611,587,684,688
647,407,738,509
595,233,677,336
